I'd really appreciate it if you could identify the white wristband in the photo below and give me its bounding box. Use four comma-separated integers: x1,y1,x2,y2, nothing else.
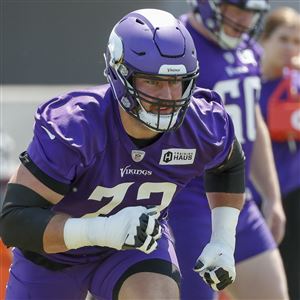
63,217,107,250
211,207,240,251
64,206,157,251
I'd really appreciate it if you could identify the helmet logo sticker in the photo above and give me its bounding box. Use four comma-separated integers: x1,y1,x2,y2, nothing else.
158,64,187,75
107,30,123,66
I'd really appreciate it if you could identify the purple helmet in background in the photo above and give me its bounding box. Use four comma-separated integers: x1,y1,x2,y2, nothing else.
187,0,269,49
104,9,199,132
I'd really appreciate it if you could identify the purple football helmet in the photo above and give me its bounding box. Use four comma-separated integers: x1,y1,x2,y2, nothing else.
104,9,199,132
187,0,269,49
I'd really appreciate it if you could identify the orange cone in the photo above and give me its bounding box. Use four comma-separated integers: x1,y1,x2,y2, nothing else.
0,240,12,300
219,291,231,300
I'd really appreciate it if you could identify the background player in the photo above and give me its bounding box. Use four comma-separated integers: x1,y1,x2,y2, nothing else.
251,7,300,299
168,1,288,299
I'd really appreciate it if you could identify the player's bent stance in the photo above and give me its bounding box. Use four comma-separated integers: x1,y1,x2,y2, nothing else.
0,8,245,300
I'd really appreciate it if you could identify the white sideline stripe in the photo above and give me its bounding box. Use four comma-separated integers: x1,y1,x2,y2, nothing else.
1,85,92,103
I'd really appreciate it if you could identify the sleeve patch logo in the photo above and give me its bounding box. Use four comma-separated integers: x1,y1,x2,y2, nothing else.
159,149,196,165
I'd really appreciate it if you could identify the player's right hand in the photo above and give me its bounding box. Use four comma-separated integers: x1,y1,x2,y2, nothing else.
194,242,236,291
106,206,161,253
261,199,286,244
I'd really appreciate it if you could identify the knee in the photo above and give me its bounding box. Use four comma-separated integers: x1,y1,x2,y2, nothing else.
117,272,179,300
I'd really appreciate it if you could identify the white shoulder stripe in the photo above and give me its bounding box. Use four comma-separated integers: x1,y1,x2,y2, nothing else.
41,126,55,140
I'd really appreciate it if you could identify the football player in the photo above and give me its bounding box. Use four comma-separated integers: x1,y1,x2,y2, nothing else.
0,9,245,300
252,7,300,300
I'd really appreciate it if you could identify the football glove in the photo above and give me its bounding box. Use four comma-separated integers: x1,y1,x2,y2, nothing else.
194,207,240,291
194,242,235,291
64,206,161,254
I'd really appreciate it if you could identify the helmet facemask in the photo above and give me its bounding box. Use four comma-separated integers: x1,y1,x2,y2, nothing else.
130,73,198,132
214,3,262,49
105,54,198,132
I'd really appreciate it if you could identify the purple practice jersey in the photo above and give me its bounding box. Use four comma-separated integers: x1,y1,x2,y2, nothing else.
25,84,234,265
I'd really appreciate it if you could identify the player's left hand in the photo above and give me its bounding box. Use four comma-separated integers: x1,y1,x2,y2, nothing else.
194,242,236,291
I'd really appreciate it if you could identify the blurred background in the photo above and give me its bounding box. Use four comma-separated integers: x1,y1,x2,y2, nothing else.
1,0,300,162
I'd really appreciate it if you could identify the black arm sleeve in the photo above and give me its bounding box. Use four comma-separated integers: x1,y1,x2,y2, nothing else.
204,137,245,193
0,183,55,253
19,151,71,195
